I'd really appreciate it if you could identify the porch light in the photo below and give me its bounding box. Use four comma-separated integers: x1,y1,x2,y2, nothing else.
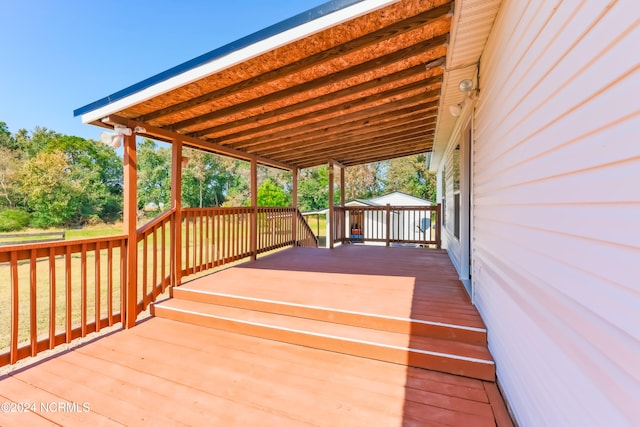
449,104,462,117
99,125,132,149
458,79,474,93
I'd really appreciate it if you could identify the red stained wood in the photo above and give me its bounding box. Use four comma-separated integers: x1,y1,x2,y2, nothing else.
484,381,515,427
0,317,506,426
183,245,484,328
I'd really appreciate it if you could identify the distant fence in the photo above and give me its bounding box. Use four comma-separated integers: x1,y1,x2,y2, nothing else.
0,231,66,246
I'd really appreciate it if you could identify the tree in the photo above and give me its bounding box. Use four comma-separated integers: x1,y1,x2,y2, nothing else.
137,139,171,211
257,179,290,207
46,135,123,222
297,166,341,212
221,158,250,207
385,154,436,202
0,147,20,208
182,149,227,208
344,163,385,200
19,151,84,227
0,122,16,151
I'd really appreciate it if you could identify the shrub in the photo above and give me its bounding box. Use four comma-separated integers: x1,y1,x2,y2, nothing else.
0,209,31,232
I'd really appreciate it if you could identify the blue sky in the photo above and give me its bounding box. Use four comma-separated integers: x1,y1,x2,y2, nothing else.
0,0,328,140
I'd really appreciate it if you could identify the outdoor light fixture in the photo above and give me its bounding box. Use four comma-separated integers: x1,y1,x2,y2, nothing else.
449,104,462,117
458,78,474,93
182,156,189,167
99,125,146,149
100,125,131,149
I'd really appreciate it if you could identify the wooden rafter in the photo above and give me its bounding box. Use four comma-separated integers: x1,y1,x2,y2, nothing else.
137,3,452,123
86,0,453,168
170,34,448,132
193,63,443,140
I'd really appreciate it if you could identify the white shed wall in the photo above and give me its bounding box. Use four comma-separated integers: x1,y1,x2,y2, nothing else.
472,1,640,425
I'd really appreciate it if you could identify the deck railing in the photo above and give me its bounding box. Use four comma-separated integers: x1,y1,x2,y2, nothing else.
0,235,127,366
136,209,176,313
333,204,441,248
3,203,434,368
295,209,319,248
182,207,253,276
182,207,318,276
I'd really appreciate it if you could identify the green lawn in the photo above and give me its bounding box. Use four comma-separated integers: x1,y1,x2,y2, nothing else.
303,214,326,237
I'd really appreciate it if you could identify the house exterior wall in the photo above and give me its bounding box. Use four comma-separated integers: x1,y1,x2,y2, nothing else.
471,1,640,425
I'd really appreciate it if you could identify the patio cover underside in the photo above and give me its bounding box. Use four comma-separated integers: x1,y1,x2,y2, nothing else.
83,0,452,170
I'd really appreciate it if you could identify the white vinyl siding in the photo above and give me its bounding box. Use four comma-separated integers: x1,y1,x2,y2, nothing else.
472,1,640,426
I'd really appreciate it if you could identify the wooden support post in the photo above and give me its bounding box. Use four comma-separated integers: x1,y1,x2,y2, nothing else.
123,132,138,329
291,167,298,247
328,161,335,249
340,166,345,207
250,158,258,260
171,140,183,286
436,203,442,249
386,203,391,247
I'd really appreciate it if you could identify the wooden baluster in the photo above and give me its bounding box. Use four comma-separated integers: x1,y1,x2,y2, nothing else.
119,239,126,323
107,240,114,326
153,227,158,298
81,243,87,337
161,222,166,291
95,243,101,333
49,247,56,349
65,246,72,343
29,250,37,357
10,251,18,364
142,234,148,309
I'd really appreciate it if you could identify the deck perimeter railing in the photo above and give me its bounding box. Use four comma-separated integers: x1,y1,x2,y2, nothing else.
0,206,316,368
183,207,253,276
182,207,318,276
136,208,176,313
0,235,127,366
333,204,441,248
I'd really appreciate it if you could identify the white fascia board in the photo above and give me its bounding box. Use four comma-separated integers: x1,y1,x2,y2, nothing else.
82,0,400,125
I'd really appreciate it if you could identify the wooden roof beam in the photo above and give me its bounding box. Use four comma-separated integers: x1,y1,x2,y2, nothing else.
137,3,452,123
101,115,296,171
171,34,448,131
253,122,437,159
230,109,437,152
280,129,434,163
340,148,434,167
209,86,440,150
219,97,438,149
193,64,443,139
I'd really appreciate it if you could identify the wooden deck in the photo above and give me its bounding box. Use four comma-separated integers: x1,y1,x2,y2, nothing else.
0,246,512,426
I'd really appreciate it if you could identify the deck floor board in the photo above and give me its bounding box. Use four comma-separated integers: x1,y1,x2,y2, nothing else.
0,246,511,426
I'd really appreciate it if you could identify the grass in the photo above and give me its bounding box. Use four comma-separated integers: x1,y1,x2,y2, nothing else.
303,215,327,237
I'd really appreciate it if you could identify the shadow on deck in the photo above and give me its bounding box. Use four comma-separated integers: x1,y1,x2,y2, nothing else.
0,245,512,426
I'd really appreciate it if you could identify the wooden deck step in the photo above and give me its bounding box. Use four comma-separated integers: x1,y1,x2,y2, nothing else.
152,298,495,381
171,286,487,345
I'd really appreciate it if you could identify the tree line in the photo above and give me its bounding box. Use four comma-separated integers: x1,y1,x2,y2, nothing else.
0,121,435,232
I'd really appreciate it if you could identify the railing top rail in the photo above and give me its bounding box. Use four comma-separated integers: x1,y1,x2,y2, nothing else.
0,234,127,254
182,206,254,213
342,205,437,210
0,231,65,239
136,208,176,236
